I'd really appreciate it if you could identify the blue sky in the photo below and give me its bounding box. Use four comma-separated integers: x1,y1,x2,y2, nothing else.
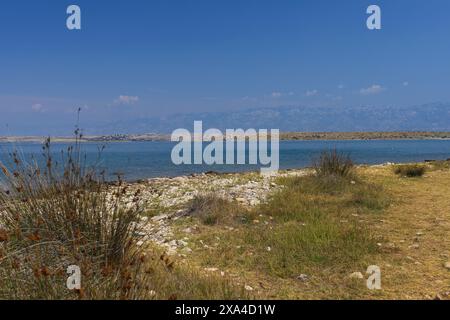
1,0,450,135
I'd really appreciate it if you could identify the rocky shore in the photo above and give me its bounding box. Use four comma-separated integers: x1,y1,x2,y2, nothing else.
126,169,310,254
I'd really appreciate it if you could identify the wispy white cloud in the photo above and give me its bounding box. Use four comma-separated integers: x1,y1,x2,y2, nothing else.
271,91,282,98
403,81,409,87
305,89,318,97
114,95,139,105
241,96,257,102
269,91,294,98
359,84,385,95
31,103,45,112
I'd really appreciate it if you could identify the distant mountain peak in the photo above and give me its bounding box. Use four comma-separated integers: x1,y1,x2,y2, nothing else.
92,102,450,135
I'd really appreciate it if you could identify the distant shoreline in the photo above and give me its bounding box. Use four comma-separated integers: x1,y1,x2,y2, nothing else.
2,131,450,143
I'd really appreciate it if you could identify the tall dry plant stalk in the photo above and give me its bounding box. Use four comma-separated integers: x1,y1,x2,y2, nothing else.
0,126,151,299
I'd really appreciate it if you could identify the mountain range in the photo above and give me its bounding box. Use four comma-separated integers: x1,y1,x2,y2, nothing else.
93,102,450,134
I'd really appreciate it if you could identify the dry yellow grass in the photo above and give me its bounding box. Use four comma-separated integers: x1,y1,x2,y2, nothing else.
172,165,450,300
357,165,450,299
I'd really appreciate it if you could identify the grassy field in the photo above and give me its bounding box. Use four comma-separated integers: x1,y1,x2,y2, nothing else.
167,161,450,299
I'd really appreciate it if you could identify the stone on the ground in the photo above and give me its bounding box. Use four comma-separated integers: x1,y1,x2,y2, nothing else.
349,272,364,279
296,274,309,282
182,227,192,234
444,262,450,270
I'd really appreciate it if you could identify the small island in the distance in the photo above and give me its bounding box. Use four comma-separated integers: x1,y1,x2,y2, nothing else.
2,131,450,143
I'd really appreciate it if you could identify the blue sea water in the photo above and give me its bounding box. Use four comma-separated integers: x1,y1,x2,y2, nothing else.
1,140,450,181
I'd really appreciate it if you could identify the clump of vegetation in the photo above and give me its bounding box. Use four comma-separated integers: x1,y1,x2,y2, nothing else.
0,132,153,299
313,149,354,179
394,164,426,177
188,194,248,225
429,160,450,171
350,182,390,211
143,249,248,300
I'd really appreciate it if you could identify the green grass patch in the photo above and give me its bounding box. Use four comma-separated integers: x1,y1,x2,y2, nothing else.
192,172,387,279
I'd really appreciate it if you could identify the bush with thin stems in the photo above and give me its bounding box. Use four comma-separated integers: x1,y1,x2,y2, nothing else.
0,130,151,299
313,149,354,179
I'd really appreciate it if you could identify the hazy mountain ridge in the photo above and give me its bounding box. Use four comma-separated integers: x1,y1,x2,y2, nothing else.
94,102,450,134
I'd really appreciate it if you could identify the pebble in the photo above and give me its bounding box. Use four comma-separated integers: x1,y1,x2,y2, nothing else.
296,274,309,282
444,262,450,270
244,285,254,291
183,227,192,234
349,272,364,279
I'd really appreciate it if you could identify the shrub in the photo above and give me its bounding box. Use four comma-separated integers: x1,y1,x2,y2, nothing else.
394,164,426,177
0,133,150,299
188,194,248,225
313,149,354,179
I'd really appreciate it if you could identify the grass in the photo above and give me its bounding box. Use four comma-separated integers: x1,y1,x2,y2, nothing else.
394,164,426,177
136,248,248,300
235,219,377,278
185,167,389,296
186,163,450,299
180,164,450,299
188,194,251,225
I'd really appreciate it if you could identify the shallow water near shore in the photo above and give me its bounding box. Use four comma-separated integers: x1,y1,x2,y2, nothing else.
1,140,450,181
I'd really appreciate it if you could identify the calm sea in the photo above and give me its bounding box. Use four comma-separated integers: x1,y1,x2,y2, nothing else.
1,140,450,181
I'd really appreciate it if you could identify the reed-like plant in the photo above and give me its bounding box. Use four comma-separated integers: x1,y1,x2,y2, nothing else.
313,149,354,179
0,129,150,299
